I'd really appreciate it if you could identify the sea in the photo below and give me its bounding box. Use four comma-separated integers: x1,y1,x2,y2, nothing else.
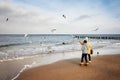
0,34,120,80
0,34,120,61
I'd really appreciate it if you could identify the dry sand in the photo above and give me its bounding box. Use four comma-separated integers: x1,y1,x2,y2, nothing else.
16,54,120,80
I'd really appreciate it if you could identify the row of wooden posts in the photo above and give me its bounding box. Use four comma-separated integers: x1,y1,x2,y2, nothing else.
73,35,120,40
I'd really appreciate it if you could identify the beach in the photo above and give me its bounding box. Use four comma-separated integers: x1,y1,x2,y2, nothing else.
16,54,120,80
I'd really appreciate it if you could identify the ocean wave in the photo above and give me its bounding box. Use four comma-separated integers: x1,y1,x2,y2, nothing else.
0,40,120,62
0,42,31,48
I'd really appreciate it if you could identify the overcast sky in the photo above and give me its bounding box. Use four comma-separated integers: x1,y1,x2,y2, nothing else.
0,0,120,34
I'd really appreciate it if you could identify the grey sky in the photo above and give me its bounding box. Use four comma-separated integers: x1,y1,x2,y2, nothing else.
0,0,120,34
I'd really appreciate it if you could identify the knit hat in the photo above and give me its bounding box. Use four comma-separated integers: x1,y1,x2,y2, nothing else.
85,37,88,41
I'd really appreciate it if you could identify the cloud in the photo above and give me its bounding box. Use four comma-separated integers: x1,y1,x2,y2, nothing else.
0,0,120,34
0,0,60,25
74,15,91,21
0,0,65,34
0,6,12,15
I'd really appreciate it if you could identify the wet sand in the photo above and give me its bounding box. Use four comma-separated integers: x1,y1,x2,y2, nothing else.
16,54,120,80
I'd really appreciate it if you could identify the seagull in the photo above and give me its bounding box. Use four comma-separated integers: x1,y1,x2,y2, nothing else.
24,34,28,37
51,29,56,33
62,14,66,19
93,27,99,31
6,18,9,22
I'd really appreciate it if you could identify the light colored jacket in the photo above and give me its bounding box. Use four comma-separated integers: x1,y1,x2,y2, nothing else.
80,41,92,54
87,42,92,54
81,43,88,54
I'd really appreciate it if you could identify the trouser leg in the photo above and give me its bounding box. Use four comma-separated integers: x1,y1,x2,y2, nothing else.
88,54,91,61
81,54,84,62
85,54,88,63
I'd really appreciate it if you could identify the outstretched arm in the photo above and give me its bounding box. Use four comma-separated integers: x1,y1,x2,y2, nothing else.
80,42,84,45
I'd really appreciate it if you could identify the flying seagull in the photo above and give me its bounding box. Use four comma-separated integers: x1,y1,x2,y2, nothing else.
51,29,56,33
62,14,66,19
24,34,28,37
93,27,99,31
6,18,8,22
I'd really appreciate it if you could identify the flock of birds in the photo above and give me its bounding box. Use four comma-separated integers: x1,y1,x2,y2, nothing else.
4,14,100,37
50,14,100,33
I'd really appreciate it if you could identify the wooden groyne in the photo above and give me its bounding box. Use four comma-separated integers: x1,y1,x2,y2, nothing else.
73,34,120,40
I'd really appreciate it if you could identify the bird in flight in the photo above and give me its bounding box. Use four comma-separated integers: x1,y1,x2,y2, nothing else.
6,18,9,22
51,29,56,33
62,14,66,19
93,27,99,31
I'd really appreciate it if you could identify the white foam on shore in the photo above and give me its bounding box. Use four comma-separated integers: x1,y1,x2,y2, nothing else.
0,55,39,63
10,51,81,80
11,61,36,80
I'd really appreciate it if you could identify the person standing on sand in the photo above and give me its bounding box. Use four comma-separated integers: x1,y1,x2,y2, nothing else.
80,40,89,66
85,37,92,63
80,37,92,63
